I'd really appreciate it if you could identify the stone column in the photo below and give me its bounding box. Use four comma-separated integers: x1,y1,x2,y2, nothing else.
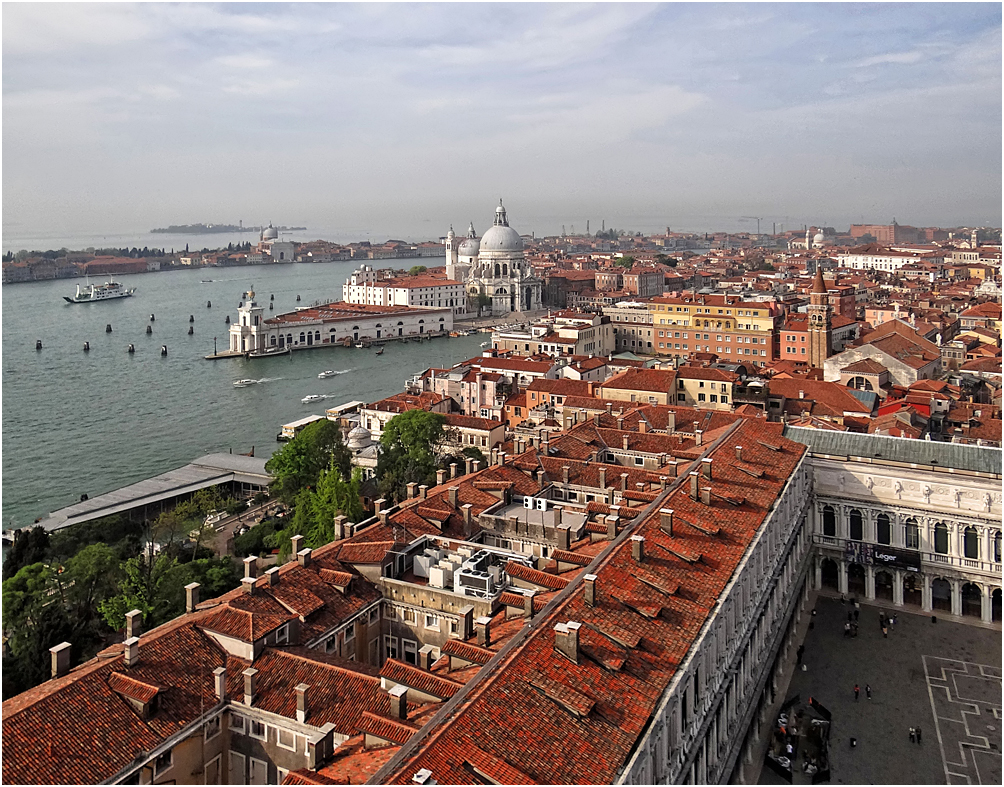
838,561,849,595
865,564,876,600
892,569,904,607
814,557,823,591
981,585,993,624
922,574,933,612
951,580,962,617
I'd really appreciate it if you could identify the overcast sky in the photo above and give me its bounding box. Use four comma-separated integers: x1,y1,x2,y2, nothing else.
3,2,1001,241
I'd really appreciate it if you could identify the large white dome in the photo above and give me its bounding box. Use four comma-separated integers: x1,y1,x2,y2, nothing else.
479,200,523,252
262,223,278,241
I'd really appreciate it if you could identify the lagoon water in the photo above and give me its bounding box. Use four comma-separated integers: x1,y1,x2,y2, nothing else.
1,260,485,529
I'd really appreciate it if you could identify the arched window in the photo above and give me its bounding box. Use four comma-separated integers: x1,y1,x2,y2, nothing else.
286,333,292,346
270,335,277,346
877,514,891,545
314,330,320,342
964,526,979,559
934,522,949,554
849,509,863,541
299,332,305,344
905,518,919,549
822,505,836,537
994,532,1001,563
494,264,500,277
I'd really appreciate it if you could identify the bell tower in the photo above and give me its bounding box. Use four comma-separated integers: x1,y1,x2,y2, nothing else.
807,266,831,368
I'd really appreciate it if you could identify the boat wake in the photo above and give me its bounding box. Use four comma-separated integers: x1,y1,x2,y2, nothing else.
318,368,354,378
254,376,284,384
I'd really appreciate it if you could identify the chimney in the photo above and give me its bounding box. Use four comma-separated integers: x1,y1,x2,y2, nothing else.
243,555,258,579
458,605,475,639
491,447,499,466
265,567,280,586
593,412,601,425
799,390,805,400
554,621,581,664
701,487,712,506
695,429,703,446
562,465,570,484
690,471,700,500
639,420,648,433
462,503,473,529
296,683,310,723
448,486,459,507
436,469,446,485
660,508,674,536
735,445,743,462
374,498,386,514
702,458,713,480
241,576,257,595
125,609,143,639
333,514,347,538
419,644,436,670
297,548,312,567
617,416,625,430
419,484,429,500
620,473,629,491
450,462,459,479
498,451,506,466
50,642,72,679
556,524,570,551
512,588,530,619
379,510,389,526
606,402,613,415
185,583,200,613
598,466,607,489
475,616,492,647
665,460,678,478
412,769,435,785
243,667,258,707
291,534,304,557
124,636,140,668
406,482,418,499
553,505,562,525
667,411,676,432
631,535,645,562
472,460,481,472
389,686,409,722
465,457,473,475
584,574,598,607
622,435,629,450
213,666,227,701
606,514,617,540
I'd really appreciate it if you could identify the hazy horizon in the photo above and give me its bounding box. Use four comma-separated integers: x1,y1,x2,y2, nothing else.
3,2,1001,245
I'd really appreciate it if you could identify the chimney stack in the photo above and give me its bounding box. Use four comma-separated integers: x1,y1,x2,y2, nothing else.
799,390,805,400
291,534,304,557
125,609,143,640
213,666,227,701
701,487,712,506
185,583,200,613
297,548,312,567
702,458,713,480
243,667,258,707
465,457,473,475
472,460,481,473
606,402,613,415
690,471,700,500
265,567,280,586
668,411,676,432
296,683,310,723
735,445,743,462
450,462,459,479
406,482,418,499
620,473,629,491
622,435,629,450
659,475,668,491
639,420,648,433
606,514,618,540
389,684,409,720
556,524,570,551
665,459,678,478
695,429,704,446
660,507,675,535
598,467,607,489
562,465,570,484
374,498,386,514
50,642,72,679
419,484,429,500
584,574,598,607
243,556,258,579
124,637,140,668
524,591,536,619
475,616,492,647
419,644,435,670
631,535,645,562
593,412,601,425
448,486,459,507
241,576,257,595
554,621,581,664
436,469,446,485
462,503,473,529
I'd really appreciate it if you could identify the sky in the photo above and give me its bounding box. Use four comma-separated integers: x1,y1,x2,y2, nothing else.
2,2,1001,243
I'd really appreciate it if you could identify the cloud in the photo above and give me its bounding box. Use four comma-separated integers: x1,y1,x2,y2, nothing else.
216,54,275,70
853,51,925,68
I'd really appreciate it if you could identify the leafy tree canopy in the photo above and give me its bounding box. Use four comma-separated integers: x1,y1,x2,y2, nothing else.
266,419,351,502
408,265,428,276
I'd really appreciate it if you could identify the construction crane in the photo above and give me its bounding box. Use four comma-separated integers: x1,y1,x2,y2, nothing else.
740,216,763,234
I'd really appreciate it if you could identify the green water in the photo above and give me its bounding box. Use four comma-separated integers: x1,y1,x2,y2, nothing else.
1,261,484,528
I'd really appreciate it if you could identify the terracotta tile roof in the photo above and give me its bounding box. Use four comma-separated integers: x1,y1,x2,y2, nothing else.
201,593,294,640
379,659,463,699
600,368,677,393
358,711,421,745
283,769,347,785
107,671,161,704
840,358,887,374
551,549,592,567
442,639,495,665
505,561,573,591
337,541,396,564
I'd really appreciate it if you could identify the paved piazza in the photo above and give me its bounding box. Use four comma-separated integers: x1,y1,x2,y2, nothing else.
761,596,1001,785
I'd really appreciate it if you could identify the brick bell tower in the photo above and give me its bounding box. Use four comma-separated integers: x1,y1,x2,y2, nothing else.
808,266,832,368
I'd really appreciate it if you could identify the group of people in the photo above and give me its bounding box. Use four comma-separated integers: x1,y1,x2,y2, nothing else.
909,726,923,744
840,597,899,639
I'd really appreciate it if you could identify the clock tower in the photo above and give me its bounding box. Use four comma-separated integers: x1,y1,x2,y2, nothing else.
807,266,832,368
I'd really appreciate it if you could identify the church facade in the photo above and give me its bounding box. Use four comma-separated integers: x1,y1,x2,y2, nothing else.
445,200,542,316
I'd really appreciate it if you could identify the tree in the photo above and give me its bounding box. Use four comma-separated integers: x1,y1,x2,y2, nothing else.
2,526,50,580
408,265,427,276
376,410,447,502
62,543,121,621
266,419,351,502
858,233,877,244
614,256,635,269
475,292,492,316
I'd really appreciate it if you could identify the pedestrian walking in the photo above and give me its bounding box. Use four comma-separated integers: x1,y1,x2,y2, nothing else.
909,727,916,743
879,611,886,627
844,622,851,637
854,609,859,622
865,684,872,699
850,737,857,748
854,684,860,701
892,614,897,627
882,625,888,638
797,645,805,665
916,726,922,743
848,610,853,622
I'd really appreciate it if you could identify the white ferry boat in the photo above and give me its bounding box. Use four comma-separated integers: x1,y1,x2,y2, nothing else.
233,379,257,388
63,277,135,303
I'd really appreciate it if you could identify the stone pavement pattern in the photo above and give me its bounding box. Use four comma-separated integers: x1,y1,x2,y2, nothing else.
759,597,1001,785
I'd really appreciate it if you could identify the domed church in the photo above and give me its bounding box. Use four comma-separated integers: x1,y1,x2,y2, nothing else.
445,200,542,316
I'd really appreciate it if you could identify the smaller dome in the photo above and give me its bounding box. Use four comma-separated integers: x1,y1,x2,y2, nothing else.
813,232,825,247
347,425,372,450
459,236,481,256
262,223,278,241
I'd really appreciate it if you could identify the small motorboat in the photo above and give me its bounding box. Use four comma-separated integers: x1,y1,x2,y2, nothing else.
233,379,257,388
318,370,338,378
480,341,490,348
301,394,325,404
201,279,214,283
375,347,384,356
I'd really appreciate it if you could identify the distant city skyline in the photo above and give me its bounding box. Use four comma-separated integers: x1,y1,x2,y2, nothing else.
3,2,1001,243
